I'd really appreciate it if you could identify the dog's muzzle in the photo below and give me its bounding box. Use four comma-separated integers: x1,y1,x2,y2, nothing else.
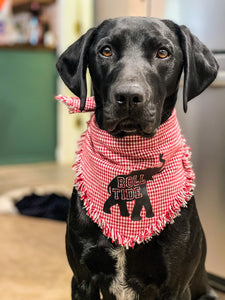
102,83,159,136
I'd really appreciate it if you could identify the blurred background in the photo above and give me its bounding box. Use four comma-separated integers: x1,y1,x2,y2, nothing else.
0,0,224,299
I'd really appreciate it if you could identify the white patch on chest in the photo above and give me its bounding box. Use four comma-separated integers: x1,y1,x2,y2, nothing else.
109,247,137,300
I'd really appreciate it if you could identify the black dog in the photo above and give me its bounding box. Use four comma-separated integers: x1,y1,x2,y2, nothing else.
57,17,218,300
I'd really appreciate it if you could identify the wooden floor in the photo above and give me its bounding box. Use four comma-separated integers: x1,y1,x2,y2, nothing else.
0,214,72,300
0,163,74,300
0,162,224,299
0,162,74,194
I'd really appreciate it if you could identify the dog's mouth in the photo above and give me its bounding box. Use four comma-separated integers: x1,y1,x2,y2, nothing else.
118,119,138,134
104,118,158,138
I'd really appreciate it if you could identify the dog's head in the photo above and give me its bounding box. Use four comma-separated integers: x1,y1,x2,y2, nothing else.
57,17,218,137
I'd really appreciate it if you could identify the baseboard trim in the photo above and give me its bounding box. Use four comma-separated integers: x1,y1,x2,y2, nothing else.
208,272,225,293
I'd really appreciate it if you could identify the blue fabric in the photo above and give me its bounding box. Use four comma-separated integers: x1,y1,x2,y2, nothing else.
15,193,69,222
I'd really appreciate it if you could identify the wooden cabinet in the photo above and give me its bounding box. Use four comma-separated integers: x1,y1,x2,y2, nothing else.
13,0,54,4
12,0,55,12
0,48,56,164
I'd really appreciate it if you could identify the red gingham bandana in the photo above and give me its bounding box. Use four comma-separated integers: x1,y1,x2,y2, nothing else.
56,95,195,248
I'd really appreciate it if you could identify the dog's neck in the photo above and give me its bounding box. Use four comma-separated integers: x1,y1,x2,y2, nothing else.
161,89,179,124
73,109,195,247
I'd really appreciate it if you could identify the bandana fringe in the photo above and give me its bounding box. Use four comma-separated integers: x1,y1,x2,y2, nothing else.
73,127,195,248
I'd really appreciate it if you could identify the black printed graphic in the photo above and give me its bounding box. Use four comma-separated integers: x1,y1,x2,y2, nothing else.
103,154,165,221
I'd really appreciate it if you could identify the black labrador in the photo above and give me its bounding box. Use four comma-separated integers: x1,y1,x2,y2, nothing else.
56,17,219,300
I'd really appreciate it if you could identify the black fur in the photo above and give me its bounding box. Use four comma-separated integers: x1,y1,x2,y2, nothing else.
57,17,219,299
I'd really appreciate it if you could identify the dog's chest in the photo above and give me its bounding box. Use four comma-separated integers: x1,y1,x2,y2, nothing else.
108,247,137,300
107,245,166,299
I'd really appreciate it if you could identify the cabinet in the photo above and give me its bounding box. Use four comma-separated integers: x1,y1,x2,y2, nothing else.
12,0,55,12
0,47,56,164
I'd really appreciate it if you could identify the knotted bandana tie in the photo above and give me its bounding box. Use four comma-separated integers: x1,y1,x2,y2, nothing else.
56,95,195,248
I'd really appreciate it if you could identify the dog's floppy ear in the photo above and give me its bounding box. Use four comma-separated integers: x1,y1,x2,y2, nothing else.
179,25,218,112
56,27,96,111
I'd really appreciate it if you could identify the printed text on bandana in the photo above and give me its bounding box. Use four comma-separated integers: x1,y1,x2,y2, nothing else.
104,154,165,221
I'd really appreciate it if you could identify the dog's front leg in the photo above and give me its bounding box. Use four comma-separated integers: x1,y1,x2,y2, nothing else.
67,235,101,300
71,276,101,300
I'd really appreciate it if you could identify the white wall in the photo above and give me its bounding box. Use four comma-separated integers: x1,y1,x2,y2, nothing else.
56,0,94,165
95,0,165,24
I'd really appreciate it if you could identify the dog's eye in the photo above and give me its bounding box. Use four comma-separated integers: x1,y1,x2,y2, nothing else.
157,48,169,59
101,46,112,57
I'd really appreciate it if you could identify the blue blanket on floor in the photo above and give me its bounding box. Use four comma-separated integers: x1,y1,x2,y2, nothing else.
15,193,69,222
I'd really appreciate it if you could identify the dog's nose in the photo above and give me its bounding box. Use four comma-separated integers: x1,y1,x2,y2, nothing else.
115,86,145,106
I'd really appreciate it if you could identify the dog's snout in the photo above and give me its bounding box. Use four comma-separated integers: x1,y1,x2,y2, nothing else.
116,93,143,105
115,85,145,106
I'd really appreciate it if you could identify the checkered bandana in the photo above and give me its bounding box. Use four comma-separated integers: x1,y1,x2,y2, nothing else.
56,95,195,248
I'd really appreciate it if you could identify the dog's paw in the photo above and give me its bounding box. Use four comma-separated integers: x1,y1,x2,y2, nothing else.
198,288,218,300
